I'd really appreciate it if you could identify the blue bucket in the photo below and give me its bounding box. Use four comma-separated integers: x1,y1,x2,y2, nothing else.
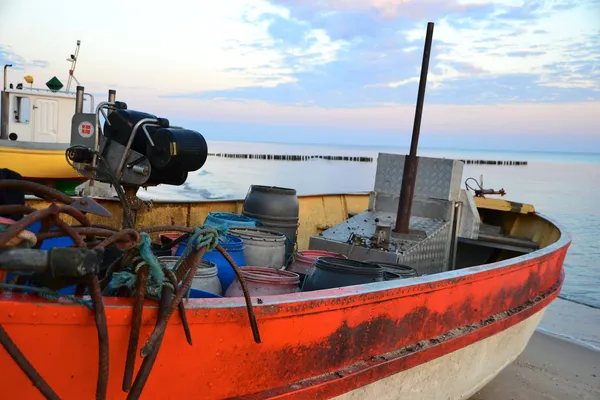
27,221,74,249
175,234,246,291
187,288,222,299
204,212,259,229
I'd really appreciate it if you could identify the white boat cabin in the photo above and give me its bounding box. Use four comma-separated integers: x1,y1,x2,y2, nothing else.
1,85,93,145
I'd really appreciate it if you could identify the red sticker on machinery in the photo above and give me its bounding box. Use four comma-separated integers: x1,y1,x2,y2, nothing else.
78,122,94,138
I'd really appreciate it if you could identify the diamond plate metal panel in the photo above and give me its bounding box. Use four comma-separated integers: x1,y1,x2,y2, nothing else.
458,189,480,239
309,210,453,275
395,221,452,275
373,153,463,201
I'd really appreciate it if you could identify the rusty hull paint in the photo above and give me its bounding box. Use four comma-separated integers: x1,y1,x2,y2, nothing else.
0,212,570,400
238,272,564,400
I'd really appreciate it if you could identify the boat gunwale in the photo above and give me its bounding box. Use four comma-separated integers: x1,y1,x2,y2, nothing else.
0,212,571,321
24,191,372,203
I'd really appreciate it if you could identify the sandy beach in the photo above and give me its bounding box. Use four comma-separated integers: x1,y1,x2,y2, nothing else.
472,299,600,400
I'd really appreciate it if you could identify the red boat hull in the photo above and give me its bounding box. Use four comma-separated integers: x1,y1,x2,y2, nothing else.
0,214,569,399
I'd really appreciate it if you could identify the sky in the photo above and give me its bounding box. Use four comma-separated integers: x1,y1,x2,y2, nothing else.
1,0,599,151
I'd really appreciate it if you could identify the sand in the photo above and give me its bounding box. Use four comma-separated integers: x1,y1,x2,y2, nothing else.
472,299,600,400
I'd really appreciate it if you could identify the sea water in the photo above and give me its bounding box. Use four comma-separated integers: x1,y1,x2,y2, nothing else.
139,141,600,310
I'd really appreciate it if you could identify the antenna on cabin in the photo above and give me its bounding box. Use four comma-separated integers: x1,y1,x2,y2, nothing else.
66,40,81,92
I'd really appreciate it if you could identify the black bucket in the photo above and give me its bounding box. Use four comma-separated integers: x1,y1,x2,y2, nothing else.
302,257,384,291
364,260,418,278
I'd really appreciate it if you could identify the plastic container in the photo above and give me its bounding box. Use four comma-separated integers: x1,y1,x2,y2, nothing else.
302,257,384,292
364,260,418,278
175,234,246,292
159,233,183,256
228,227,286,270
383,271,402,281
203,212,259,229
225,267,300,297
191,260,222,296
242,185,299,260
24,220,74,249
187,288,222,299
288,250,348,286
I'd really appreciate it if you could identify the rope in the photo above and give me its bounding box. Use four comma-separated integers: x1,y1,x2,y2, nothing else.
176,226,222,263
107,227,221,299
107,233,171,299
0,283,93,310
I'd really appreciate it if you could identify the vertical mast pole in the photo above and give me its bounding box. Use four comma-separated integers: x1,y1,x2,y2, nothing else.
394,22,435,234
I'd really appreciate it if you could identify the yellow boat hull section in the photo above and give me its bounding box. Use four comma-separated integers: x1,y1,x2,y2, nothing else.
0,145,83,180
25,193,544,250
27,194,370,250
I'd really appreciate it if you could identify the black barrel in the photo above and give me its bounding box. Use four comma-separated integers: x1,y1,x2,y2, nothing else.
364,260,418,278
383,271,402,281
242,185,299,259
302,257,384,291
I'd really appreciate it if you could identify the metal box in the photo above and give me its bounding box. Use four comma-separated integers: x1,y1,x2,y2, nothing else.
308,153,470,275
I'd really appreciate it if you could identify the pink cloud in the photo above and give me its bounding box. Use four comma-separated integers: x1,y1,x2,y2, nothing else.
275,0,491,19
109,86,599,138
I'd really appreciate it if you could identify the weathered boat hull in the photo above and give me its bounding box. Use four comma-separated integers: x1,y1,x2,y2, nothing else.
0,197,569,399
0,216,569,399
332,309,547,400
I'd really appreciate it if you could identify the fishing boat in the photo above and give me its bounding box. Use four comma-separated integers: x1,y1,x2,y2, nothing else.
0,23,570,400
1,41,92,194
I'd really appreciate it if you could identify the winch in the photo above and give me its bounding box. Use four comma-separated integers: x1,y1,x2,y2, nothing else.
67,86,208,188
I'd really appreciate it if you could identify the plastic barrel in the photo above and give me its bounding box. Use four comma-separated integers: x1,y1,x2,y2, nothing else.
228,227,286,269
225,266,300,297
203,212,259,229
302,257,384,292
176,234,246,291
242,185,299,261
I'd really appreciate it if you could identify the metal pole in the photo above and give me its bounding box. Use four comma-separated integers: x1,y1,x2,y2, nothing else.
107,89,116,115
75,86,85,114
66,40,81,92
394,22,435,234
3,64,12,90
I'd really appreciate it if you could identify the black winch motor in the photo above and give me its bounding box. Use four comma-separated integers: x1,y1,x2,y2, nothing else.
103,109,208,186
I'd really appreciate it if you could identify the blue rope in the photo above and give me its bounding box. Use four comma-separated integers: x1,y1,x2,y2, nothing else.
0,283,93,310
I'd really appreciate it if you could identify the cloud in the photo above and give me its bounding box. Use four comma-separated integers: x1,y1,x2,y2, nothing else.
505,50,547,57
166,0,599,110
273,0,496,21
0,45,50,70
0,0,346,95
1,0,599,151
378,2,600,96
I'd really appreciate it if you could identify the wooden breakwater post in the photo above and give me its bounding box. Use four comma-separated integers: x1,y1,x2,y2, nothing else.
207,153,528,166
207,153,374,162
460,159,528,166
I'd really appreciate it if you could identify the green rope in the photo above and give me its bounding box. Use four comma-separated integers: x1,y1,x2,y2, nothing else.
0,283,93,310
106,227,221,299
175,226,222,270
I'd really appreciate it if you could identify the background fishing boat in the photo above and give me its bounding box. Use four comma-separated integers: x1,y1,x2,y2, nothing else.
1,41,92,194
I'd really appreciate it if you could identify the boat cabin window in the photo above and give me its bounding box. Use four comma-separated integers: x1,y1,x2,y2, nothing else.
12,96,30,124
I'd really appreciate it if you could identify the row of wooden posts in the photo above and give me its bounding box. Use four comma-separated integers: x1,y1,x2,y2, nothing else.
207,153,528,166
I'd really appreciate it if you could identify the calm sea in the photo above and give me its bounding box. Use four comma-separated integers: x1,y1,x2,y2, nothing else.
140,141,600,309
